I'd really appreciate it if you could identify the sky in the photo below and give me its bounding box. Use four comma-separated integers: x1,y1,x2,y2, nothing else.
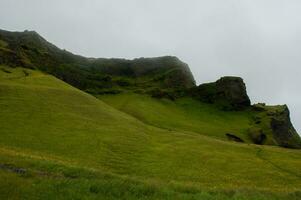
0,0,300,134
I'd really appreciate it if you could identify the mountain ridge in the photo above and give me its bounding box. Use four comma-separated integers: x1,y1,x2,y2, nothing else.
0,29,195,92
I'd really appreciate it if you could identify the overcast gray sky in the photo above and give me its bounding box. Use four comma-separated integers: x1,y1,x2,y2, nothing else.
1,0,301,134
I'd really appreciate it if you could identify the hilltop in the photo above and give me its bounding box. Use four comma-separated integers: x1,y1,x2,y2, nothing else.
0,29,301,199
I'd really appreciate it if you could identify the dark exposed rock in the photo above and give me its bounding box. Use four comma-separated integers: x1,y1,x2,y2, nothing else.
190,76,251,110
248,128,267,145
0,68,11,73
215,77,251,109
150,89,176,101
249,105,301,148
252,103,266,112
269,105,301,149
225,133,244,143
255,120,261,124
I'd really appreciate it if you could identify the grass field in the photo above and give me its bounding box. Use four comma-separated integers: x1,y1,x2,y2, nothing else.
0,66,301,199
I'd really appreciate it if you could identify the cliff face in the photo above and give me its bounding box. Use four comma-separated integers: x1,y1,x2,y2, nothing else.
89,56,196,89
251,104,301,149
270,106,301,148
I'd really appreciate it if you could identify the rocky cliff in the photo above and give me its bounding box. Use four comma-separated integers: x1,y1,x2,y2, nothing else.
189,77,301,148
251,104,301,148
190,76,251,110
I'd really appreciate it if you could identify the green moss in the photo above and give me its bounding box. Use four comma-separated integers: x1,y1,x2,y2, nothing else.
0,39,8,47
249,105,301,148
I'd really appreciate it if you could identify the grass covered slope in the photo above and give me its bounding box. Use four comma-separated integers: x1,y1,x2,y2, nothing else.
0,66,301,199
98,93,254,142
0,66,153,168
98,93,301,148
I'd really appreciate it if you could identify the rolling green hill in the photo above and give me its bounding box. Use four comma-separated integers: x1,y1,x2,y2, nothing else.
98,93,253,142
0,29,301,199
0,67,301,200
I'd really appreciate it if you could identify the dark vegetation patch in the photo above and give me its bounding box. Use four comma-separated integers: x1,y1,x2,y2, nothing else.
252,103,266,112
150,88,176,101
225,133,244,143
0,39,8,47
21,44,30,50
86,88,123,95
0,68,11,73
248,128,267,145
0,163,27,174
23,69,29,77
0,163,81,180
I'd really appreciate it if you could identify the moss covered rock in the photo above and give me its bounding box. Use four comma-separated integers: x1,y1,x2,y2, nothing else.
251,105,301,149
190,76,251,110
269,105,301,148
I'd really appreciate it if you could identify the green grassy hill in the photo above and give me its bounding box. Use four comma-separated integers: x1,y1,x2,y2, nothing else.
0,29,301,199
98,92,301,148
98,93,253,142
1,66,301,199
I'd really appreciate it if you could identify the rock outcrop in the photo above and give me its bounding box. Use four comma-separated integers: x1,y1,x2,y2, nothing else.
191,77,301,149
190,76,251,110
251,104,301,149
269,105,301,148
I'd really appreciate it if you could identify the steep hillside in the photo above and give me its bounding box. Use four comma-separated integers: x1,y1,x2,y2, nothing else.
0,29,300,149
98,93,253,142
0,29,301,199
0,66,301,199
